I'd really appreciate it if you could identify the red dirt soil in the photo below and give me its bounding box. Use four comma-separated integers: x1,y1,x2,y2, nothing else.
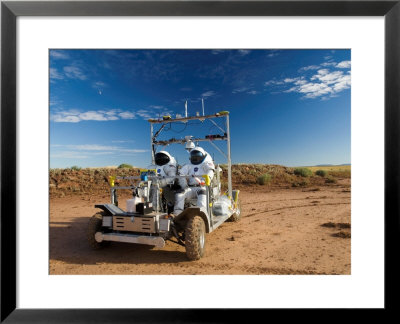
50,179,351,275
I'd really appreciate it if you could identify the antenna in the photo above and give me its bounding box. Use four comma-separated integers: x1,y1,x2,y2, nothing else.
185,100,188,117
202,98,205,116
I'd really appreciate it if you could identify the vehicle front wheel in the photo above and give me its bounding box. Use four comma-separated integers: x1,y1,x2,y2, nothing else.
87,212,110,250
185,215,206,260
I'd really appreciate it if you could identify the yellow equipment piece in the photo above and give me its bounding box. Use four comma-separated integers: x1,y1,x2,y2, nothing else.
163,115,171,120
109,176,116,187
234,190,240,209
202,175,211,186
140,169,157,176
218,111,229,115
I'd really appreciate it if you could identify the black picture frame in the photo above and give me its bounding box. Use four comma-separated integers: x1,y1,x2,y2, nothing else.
1,0,399,322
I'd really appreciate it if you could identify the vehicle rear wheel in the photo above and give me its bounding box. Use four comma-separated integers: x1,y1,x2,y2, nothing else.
185,215,206,260
229,199,241,222
87,212,110,250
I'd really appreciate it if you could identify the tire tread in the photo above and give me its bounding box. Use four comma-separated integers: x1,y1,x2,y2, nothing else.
87,212,109,250
185,216,205,260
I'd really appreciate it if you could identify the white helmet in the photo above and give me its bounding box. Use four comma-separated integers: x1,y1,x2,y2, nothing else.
154,151,175,166
190,147,207,165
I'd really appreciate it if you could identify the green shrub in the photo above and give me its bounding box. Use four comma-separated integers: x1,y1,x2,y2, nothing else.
292,178,310,187
315,169,327,177
294,167,312,177
257,173,272,185
325,175,337,184
328,170,351,178
118,163,133,169
70,165,81,171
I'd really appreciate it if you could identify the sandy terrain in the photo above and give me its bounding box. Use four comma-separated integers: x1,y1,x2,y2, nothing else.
49,179,351,275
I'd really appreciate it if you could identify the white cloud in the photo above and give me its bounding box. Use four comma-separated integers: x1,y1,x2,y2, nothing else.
111,140,135,144
118,111,136,119
331,74,351,92
298,60,351,72
138,107,174,119
270,65,351,100
50,98,61,107
232,87,249,93
79,111,111,121
50,50,69,60
50,68,64,81
50,107,174,122
232,87,259,95
315,69,330,76
51,114,81,123
265,80,284,86
299,65,320,72
120,149,148,153
247,90,259,95
298,83,333,98
135,109,152,119
284,77,301,83
50,109,140,123
93,81,106,87
101,109,118,116
201,90,216,98
238,49,251,55
267,50,280,58
336,60,351,68
72,144,117,151
294,79,308,85
312,70,344,84
63,66,87,80
266,57,351,100
320,62,337,67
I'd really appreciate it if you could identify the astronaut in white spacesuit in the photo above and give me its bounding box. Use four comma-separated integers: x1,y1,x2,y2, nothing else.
173,146,215,216
149,151,177,180
148,151,177,211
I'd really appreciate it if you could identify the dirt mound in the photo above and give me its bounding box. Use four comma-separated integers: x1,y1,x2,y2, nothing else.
320,222,351,229
49,164,350,198
332,231,351,239
225,164,347,189
49,167,141,197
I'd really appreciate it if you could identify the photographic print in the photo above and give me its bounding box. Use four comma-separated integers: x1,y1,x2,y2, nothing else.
49,49,351,275
2,0,395,318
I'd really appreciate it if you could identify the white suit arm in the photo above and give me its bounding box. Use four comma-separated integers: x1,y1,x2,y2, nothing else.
202,161,215,181
178,165,189,188
163,164,177,177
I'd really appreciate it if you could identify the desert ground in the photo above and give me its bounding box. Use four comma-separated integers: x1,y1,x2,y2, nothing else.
49,165,351,275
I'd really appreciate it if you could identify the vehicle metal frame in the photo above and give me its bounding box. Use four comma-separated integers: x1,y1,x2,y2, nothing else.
149,112,233,198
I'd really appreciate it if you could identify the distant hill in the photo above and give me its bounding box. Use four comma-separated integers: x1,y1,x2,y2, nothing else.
315,163,350,167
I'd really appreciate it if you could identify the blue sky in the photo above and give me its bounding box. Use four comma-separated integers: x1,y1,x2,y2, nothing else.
50,49,351,169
